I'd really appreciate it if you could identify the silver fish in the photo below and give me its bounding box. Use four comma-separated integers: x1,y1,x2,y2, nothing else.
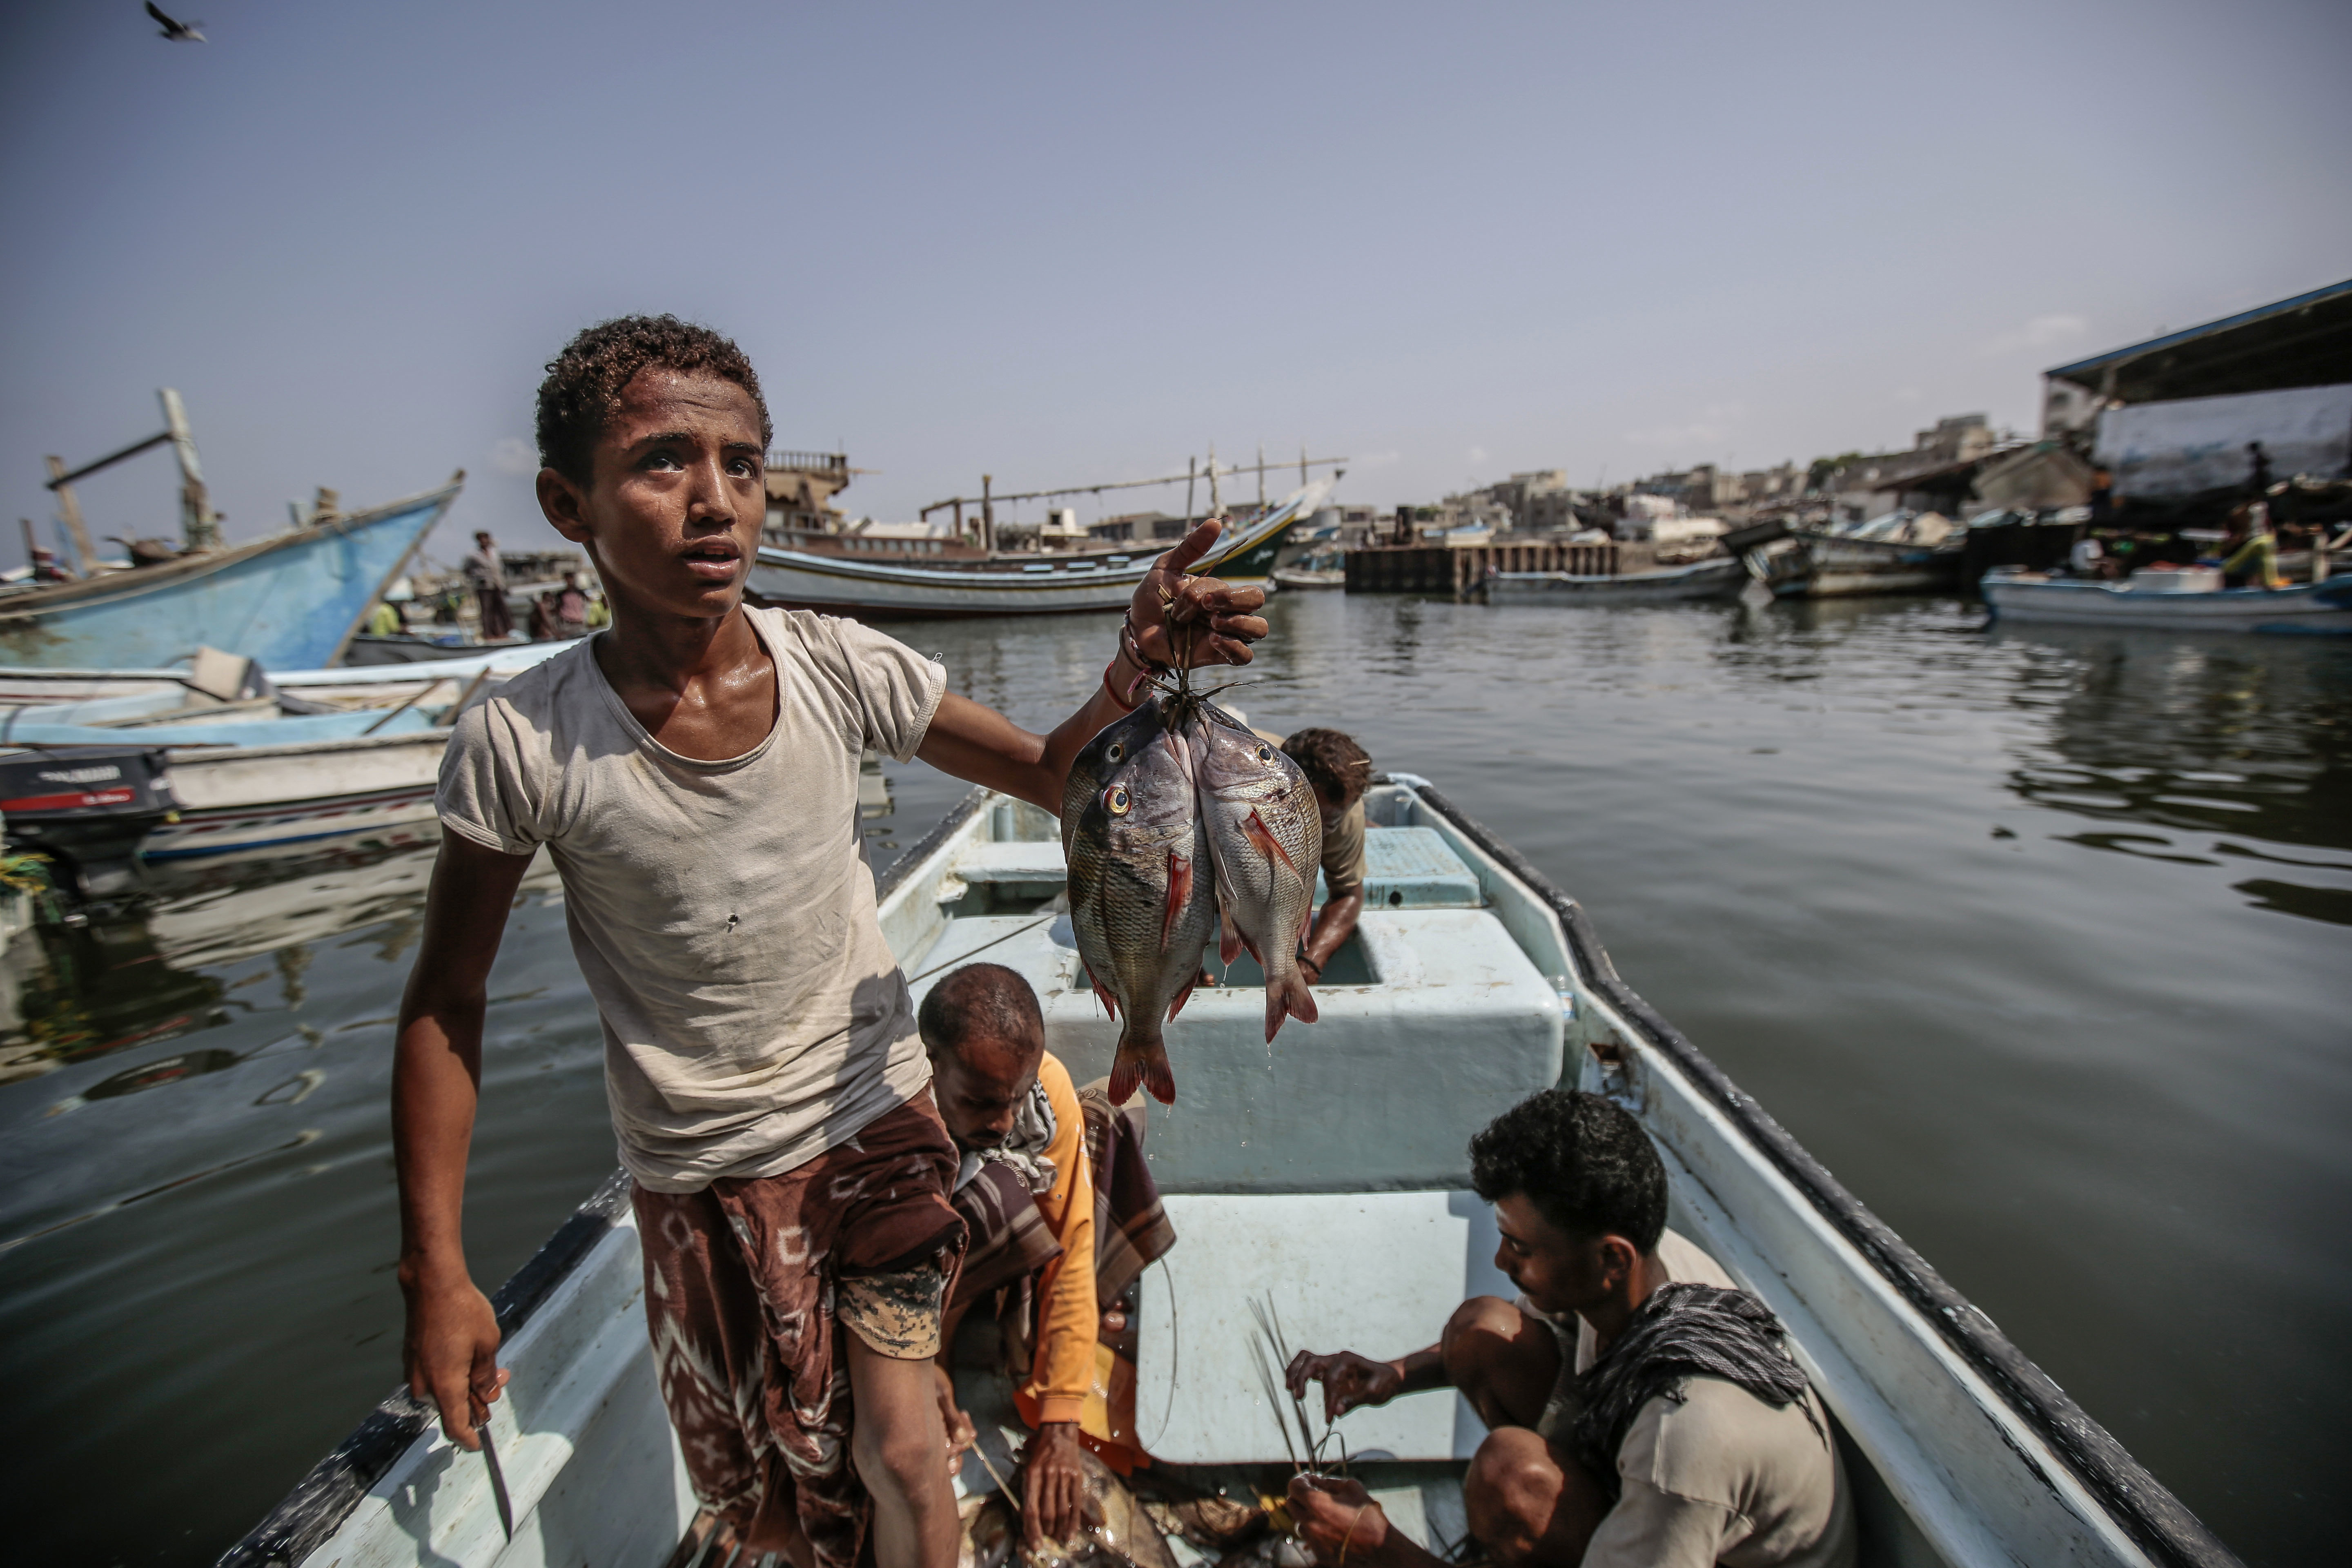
1064,698,1220,1104
1185,702,1321,1042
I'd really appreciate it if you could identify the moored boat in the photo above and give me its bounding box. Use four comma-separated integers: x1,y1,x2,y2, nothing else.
222,780,2239,1568
1747,513,1966,599
0,478,462,671
1981,566,2352,633
1486,553,1748,604
748,481,1327,618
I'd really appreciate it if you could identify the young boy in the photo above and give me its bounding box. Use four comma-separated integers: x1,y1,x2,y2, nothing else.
392,315,1265,1568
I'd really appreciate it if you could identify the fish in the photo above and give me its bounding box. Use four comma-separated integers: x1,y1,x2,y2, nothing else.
1184,702,1321,1042
1064,697,1221,1105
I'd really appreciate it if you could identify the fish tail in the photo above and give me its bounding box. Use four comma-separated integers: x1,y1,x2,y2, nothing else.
1109,1025,1176,1106
1264,967,1319,1043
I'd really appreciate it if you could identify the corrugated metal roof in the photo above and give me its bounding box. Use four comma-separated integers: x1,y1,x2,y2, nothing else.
2045,279,2352,402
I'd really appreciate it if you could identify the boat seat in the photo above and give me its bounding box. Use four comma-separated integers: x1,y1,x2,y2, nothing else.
949,839,1070,884
946,826,1483,909
1320,825,1483,909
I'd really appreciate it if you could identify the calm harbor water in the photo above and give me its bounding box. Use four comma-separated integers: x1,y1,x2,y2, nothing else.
2,590,2345,1567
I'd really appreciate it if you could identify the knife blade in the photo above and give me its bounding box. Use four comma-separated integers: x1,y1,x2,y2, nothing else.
477,1411,515,1541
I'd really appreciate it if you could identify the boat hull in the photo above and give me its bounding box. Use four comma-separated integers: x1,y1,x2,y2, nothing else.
146,731,450,861
1757,531,1965,599
1488,555,1747,604
1982,570,2352,633
0,481,459,671
748,481,1323,619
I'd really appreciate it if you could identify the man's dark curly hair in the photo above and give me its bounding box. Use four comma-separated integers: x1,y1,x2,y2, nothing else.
534,315,773,487
1281,728,1374,804
1470,1088,1666,1251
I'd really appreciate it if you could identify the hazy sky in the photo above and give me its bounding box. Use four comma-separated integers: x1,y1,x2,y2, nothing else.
3,0,2347,565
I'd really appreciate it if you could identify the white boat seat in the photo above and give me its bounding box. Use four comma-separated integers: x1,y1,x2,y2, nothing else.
1320,825,1484,909
948,839,1070,884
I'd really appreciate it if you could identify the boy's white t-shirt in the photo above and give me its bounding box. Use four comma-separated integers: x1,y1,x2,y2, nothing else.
436,606,947,1193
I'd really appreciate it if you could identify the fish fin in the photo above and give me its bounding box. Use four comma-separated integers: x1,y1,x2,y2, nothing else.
1160,850,1192,953
1109,1031,1176,1106
1167,972,1199,1020
1264,969,1319,1043
1243,808,1298,873
1218,900,1243,965
1083,965,1117,1020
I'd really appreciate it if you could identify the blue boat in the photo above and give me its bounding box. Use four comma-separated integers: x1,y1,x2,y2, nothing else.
0,477,462,670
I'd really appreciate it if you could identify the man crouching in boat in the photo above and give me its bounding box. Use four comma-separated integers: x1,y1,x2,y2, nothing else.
1285,1089,1853,1568
918,964,1176,1546
391,314,1263,1568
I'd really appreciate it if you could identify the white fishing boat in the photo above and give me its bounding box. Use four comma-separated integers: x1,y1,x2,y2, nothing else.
1745,514,1967,599
748,482,1329,619
0,646,566,889
222,781,2238,1568
1486,554,1748,604
1981,566,2352,634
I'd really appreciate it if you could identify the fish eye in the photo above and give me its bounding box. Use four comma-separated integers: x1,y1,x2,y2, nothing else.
1107,743,1125,762
1105,784,1131,815
1256,744,1272,762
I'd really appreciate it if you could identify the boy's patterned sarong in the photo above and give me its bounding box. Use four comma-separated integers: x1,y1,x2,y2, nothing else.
632,1092,967,1568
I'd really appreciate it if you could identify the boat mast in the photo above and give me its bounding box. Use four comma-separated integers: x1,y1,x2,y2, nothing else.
160,389,223,552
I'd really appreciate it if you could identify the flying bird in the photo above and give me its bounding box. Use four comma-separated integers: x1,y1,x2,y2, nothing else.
145,2,205,42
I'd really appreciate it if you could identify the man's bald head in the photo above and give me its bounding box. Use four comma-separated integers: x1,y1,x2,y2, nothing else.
920,964,1046,1153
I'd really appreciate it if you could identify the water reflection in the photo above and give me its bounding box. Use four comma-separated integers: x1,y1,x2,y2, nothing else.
1989,622,2352,923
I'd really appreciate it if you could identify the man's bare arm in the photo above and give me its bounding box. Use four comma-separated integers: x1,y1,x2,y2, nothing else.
393,832,535,1450
1302,891,1363,979
1285,1345,1450,1423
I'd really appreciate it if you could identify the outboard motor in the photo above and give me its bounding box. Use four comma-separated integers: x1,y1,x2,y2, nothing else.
0,747,178,903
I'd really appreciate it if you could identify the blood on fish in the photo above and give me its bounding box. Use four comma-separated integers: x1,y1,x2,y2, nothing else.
1243,807,1296,872
1160,850,1192,953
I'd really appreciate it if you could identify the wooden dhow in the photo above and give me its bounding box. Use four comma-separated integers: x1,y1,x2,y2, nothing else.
748,481,1328,619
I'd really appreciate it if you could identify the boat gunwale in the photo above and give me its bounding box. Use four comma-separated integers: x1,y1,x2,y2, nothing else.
1404,781,2239,1568
213,1172,635,1568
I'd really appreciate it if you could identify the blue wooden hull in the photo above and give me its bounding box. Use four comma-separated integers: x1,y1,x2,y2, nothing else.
0,479,459,671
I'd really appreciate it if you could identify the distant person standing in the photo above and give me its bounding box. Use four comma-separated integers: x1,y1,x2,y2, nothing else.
462,530,513,641
528,588,562,642
2246,441,2273,498
556,570,592,638
2086,464,2114,526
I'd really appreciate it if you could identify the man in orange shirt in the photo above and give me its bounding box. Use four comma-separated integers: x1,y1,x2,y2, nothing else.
921,963,1161,1546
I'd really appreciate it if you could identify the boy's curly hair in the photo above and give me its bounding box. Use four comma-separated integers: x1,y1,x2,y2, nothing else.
534,315,773,487
1281,728,1374,804
1469,1088,1666,1251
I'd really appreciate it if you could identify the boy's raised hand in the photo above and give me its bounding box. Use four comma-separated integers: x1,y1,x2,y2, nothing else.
1129,519,1269,670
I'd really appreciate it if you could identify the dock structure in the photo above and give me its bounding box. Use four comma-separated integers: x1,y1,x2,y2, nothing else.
1344,539,1657,597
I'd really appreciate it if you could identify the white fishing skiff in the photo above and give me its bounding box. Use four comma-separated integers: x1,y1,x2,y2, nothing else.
0,643,569,873
1486,555,1748,605
220,780,2237,1568
1981,566,2352,634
